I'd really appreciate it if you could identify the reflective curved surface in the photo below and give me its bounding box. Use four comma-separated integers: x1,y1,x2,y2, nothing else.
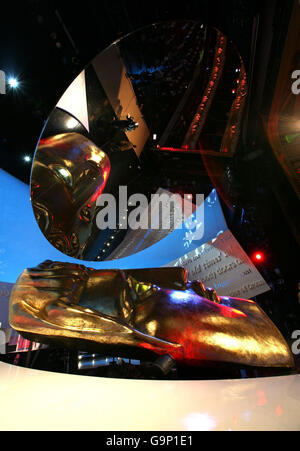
31,21,247,261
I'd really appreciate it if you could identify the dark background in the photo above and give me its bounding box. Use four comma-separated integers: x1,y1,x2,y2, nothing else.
0,0,279,183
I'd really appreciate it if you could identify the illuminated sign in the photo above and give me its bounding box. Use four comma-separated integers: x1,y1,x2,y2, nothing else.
164,229,270,299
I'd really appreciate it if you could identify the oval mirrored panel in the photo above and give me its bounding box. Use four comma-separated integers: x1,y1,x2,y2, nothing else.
31,21,247,261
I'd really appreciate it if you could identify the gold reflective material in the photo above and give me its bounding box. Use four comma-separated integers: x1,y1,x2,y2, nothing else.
31,133,111,259
188,280,221,303
9,261,294,368
126,276,156,301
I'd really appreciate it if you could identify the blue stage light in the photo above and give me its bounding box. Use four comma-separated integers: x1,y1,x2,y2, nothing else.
8,77,19,88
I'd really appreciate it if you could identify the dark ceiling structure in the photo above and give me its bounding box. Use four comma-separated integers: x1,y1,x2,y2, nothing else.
0,0,261,183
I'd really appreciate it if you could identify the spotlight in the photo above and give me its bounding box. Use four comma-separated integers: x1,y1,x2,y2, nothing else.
253,252,264,263
23,155,31,163
8,77,19,89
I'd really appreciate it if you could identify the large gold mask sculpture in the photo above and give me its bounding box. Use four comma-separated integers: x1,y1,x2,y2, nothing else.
9,260,294,368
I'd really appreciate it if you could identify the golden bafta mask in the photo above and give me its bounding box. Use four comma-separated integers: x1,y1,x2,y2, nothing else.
9,260,294,369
